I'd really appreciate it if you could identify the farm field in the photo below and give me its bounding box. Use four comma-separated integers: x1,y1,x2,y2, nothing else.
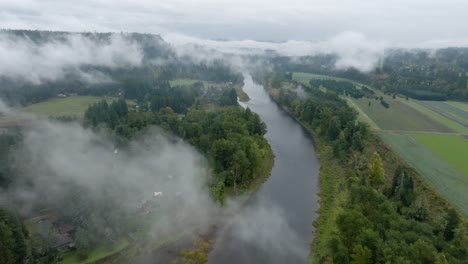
292,71,372,85
62,239,130,264
0,96,130,127
448,101,468,112
292,72,372,89
349,97,453,132
378,131,468,216
418,101,468,127
169,78,217,87
21,96,119,117
411,133,468,178
294,72,458,132
400,99,468,134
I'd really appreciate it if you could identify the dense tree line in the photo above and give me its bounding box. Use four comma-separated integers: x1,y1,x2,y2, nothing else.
308,79,369,99
380,99,390,108
84,99,129,129
266,73,468,263
399,89,448,101
273,81,368,155
372,49,468,101
0,209,29,264
0,133,21,188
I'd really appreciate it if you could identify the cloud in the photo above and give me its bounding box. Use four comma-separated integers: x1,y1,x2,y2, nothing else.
210,198,308,263
1,0,468,43
0,98,13,114
164,31,387,72
1,113,219,242
0,32,143,84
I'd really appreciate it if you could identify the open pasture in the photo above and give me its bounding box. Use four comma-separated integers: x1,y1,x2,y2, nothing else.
378,131,468,216
418,101,468,127
169,79,216,87
349,97,453,132
292,72,356,85
21,96,118,117
411,133,468,178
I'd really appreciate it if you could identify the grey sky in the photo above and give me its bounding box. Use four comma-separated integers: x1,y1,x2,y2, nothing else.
1,0,468,45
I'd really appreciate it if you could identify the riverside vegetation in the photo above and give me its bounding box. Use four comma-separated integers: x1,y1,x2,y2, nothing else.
262,72,468,264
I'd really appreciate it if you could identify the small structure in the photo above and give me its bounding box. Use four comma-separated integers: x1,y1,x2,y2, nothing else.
55,222,75,235
26,209,75,251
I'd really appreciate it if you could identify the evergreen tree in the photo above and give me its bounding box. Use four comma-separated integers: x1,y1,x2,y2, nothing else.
367,152,385,186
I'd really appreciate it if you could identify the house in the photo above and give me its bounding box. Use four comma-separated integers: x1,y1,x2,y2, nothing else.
55,222,75,235
26,209,76,251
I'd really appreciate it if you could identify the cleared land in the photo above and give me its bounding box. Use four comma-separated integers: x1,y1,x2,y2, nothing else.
411,133,468,178
62,239,130,264
400,99,468,134
0,96,129,127
448,101,468,112
21,96,118,117
379,131,468,216
350,97,452,132
292,72,359,85
418,101,468,126
169,79,216,87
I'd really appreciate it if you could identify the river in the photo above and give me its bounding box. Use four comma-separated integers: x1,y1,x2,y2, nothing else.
207,75,320,263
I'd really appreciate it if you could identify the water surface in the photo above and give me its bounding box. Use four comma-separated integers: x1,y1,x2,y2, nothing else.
208,75,320,263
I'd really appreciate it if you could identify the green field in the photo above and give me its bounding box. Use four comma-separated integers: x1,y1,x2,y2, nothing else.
350,97,452,132
292,72,361,85
411,133,468,178
400,99,468,134
22,96,119,117
448,101,468,112
379,131,468,216
169,79,217,87
0,96,128,126
418,101,468,127
62,239,129,264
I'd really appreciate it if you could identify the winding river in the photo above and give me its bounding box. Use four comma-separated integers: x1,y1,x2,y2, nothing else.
208,75,320,263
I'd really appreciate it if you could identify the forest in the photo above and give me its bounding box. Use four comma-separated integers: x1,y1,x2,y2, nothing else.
0,29,268,263
0,70,269,263
267,48,468,101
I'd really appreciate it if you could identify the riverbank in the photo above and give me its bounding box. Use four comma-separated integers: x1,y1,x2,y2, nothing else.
263,75,468,263
235,85,250,102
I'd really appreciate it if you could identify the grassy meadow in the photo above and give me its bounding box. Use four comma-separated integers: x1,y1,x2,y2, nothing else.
379,131,468,215
21,96,119,117
62,239,130,264
169,78,217,87
400,99,468,134
411,133,468,178
0,96,130,127
292,72,358,84
448,101,468,112
349,96,452,132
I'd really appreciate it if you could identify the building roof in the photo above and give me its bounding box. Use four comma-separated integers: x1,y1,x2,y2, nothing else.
55,222,75,234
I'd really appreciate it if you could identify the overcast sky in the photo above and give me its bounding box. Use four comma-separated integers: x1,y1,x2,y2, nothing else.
1,0,468,46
